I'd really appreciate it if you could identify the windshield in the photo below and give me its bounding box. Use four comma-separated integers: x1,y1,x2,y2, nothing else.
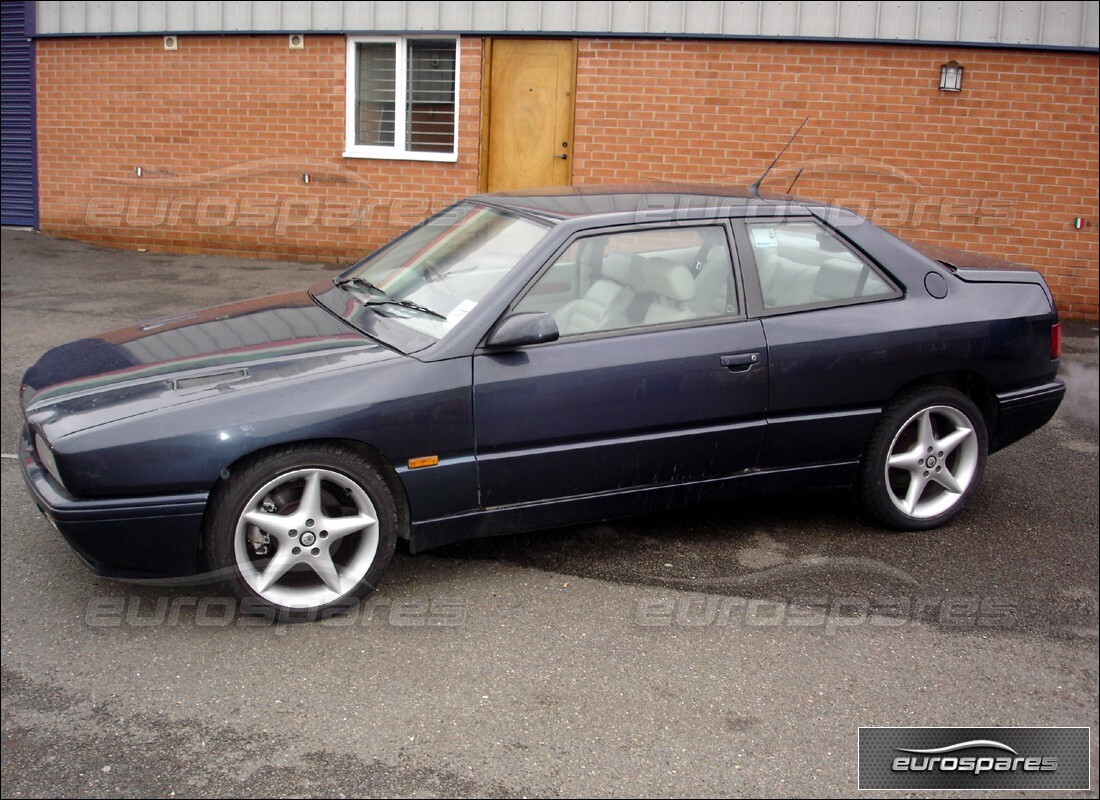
337,202,549,340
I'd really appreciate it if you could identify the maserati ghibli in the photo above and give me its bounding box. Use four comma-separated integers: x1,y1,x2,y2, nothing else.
19,186,1065,619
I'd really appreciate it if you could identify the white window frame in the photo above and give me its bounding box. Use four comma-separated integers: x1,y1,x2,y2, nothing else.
344,35,459,162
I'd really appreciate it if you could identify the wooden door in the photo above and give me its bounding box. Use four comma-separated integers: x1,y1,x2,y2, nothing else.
484,40,576,192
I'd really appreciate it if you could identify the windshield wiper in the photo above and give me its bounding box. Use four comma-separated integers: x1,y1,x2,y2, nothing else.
336,277,446,321
363,298,447,321
334,276,388,297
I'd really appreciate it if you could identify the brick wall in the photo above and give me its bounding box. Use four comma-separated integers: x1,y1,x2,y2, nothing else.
573,40,1099,318
35,35,482,262
36,35,1098,317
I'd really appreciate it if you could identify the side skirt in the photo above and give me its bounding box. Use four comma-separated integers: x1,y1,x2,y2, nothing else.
407,461,859,553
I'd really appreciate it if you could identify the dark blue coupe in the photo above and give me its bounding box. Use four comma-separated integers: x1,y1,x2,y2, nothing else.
20,186,1066,619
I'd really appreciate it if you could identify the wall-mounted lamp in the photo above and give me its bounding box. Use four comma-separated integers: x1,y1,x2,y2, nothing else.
939,61,964,92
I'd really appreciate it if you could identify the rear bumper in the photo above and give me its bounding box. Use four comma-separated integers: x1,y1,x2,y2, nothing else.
19,427,208,579
991,379,1066,453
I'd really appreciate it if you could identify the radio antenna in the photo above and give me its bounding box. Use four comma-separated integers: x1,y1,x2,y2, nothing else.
787,122,822,195
750,116,809,196
787,166,805,194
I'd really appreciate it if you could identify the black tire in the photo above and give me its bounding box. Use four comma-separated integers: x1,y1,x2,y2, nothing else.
859,387,988,530
204,443,398,622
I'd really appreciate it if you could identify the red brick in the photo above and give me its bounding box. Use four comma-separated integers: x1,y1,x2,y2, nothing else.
35,35,1099,318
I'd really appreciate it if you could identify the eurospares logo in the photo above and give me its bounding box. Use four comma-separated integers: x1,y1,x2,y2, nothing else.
893,739,1057,775
858,727,1090,790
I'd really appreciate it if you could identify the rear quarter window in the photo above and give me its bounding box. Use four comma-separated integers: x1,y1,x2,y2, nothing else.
745,220,896,311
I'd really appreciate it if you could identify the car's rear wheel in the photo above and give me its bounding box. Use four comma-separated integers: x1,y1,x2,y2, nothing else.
860,387,988,530
205,444,397,621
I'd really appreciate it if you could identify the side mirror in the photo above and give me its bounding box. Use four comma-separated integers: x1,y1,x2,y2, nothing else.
485,312,559,349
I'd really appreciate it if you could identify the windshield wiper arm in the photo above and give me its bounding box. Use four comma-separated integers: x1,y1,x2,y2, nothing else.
335,276,388,297
338,277,446,320
363,298,447,321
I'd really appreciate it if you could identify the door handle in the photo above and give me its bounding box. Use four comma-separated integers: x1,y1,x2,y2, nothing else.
720,352,760,372
554,153,568,160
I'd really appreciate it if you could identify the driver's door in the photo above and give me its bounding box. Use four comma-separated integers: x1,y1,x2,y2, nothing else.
472,223,769,507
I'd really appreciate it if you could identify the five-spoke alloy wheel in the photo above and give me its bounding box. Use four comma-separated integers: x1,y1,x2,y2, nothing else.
205,444,397,621
860,387,988,530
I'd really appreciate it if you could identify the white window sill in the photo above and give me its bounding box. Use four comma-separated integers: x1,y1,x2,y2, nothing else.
343,148,458,163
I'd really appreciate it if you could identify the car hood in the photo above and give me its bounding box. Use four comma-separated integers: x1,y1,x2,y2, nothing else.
22,290,398,435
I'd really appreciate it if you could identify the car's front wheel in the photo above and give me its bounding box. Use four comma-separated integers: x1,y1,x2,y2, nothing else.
860,387,988,530
205,444,397,621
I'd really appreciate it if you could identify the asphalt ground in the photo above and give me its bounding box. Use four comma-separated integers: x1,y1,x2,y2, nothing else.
2,228,1097,798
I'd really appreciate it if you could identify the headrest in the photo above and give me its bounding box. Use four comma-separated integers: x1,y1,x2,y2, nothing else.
643,257,696,302
601,251,634,284
814,256,862,299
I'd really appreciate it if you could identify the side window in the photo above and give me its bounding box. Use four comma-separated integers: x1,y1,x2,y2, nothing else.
745,221,895,310
514,226,738,336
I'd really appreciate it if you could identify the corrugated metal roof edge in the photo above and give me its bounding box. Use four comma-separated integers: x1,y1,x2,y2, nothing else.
25,29,1100,53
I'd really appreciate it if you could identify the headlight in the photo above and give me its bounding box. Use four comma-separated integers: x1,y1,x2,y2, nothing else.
34,433,65,489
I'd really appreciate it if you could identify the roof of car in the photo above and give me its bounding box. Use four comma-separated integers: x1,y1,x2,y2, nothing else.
473,183,817,222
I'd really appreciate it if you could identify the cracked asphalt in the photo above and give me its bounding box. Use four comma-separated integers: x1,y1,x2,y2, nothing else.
2,229,1097,797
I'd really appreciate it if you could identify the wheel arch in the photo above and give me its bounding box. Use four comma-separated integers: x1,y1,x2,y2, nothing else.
887,372,998,437
200,438,412,552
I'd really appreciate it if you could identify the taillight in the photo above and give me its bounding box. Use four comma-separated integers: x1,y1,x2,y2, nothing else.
1050,323,1062,360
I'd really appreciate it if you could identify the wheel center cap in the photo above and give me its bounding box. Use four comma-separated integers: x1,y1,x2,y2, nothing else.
300,531,317,547
926,456,938,468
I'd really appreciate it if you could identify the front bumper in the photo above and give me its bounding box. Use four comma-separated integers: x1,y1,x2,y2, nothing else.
19,426,208,579
991,379,1066,453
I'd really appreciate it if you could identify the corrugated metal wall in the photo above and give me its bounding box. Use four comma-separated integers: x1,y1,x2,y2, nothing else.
34,1,1100,49
1,1,38,228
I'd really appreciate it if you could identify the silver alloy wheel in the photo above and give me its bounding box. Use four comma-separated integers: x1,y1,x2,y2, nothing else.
232,467,379,609
884,404,980,519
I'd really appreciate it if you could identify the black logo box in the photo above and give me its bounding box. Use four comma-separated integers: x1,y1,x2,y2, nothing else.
858,727,1091,791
